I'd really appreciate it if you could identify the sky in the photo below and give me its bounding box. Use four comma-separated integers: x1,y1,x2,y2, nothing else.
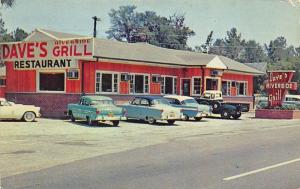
1,0,300,48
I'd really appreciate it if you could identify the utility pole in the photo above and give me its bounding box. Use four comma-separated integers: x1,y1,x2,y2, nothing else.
92,16,101,38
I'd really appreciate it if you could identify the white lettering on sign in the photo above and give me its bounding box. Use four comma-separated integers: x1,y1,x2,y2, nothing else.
0,39,93,61
0,38,92,70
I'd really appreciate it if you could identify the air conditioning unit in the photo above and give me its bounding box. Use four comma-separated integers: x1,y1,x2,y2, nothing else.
121,73,131,81
152,74,161,83
211,70,223,76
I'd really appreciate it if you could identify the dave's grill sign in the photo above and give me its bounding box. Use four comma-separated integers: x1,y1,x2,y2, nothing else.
0,38,93,70
265,71,297,107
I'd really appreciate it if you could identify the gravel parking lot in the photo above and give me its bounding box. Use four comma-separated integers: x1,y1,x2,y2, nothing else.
1,113,300,178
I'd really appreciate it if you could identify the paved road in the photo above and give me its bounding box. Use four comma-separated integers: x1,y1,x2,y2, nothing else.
2,120,300,189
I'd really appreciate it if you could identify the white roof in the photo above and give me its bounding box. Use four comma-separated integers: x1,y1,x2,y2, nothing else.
164,95,194,101
286,95,300,99
203,90,222,94
16,28,264,75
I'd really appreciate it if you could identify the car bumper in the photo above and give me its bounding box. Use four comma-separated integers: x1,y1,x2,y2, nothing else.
161,114,183,120
96,116,126,121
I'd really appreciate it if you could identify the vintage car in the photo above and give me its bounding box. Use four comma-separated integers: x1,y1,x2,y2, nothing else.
67,96,126,126
0,98,41,122
122,96,184,125
195,91,242,119
164,95,212,121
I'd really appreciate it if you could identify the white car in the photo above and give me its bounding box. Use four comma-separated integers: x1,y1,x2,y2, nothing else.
0,98,41,122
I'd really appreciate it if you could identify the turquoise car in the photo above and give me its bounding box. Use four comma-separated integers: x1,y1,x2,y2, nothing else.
67,96,126,126
122,96,184,125
164,95,212,121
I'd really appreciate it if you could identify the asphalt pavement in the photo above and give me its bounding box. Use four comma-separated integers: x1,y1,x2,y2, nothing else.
2,117,300,189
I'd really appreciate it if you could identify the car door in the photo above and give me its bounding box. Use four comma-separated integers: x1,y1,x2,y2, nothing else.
139,98,150,119
126,98,141,118
0,101,15,119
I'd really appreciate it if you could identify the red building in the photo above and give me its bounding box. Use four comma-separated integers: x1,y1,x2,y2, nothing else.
0,66,5,97
1,29,263,117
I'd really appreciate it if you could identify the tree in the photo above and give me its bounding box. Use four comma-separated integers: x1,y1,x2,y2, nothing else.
224,28,245,60
13,27,28,41
265,36,287,62
1,0,15,7
209,39,227,56
240,40,266,63
106,5,195,50
198,31,213,53
106,5,138,42
0,0,16,42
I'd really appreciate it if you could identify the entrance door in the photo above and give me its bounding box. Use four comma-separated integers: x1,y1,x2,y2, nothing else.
181,79,191,96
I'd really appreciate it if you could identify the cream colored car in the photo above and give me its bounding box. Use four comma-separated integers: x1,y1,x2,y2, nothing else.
0,98,41,122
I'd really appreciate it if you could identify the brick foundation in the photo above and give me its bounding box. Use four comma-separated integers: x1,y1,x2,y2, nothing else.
5,93,138,118
255,109,300,119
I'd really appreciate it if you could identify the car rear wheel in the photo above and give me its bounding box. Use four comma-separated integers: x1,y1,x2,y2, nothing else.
183,115,189,121
221,110,230,119
232,113,241,119
194,117,202,121
167,120,176,125
148,117,156,124
112,121,119,126
69,112,75,122
23,112,36,122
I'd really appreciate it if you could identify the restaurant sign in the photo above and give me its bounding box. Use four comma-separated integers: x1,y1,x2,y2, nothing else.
265,71,297,107
0,38,93,70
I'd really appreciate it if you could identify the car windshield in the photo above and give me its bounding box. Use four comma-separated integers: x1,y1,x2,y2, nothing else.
152,99,170,105
182,99,197,105
91,100,114,105
202,93,211,99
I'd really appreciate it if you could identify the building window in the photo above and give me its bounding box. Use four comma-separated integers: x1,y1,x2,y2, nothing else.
161,76,177,94
0,78,6,87
237,81,247,96
95,72,119,93
206,78,219,90
222,80,231,96
39,72,65,92
129,74,150,94
66,69,79,80
192,77,202,95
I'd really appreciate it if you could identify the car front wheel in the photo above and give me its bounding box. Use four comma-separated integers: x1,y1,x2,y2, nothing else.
112,121,119,126
86,117,95,126
23,112,36,122
167,120,176,125
194,117,202,121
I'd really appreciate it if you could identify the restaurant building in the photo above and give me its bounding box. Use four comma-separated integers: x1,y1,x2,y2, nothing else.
0,29,263,117
0,66,5,97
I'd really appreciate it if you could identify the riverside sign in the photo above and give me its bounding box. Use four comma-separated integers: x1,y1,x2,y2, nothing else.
265,70,297,107
0,38,93,70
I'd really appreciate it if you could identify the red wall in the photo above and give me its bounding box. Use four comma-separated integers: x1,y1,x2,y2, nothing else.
83,61,182,94
4,60,254,96
222,72,254,95
0,87,5,97
6,61,82,94
6,62,36,93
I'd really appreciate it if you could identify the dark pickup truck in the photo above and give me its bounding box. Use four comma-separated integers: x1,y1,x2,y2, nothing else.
195,90,242,119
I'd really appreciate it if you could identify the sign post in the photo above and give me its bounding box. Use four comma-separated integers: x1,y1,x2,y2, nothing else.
265,70,297,108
